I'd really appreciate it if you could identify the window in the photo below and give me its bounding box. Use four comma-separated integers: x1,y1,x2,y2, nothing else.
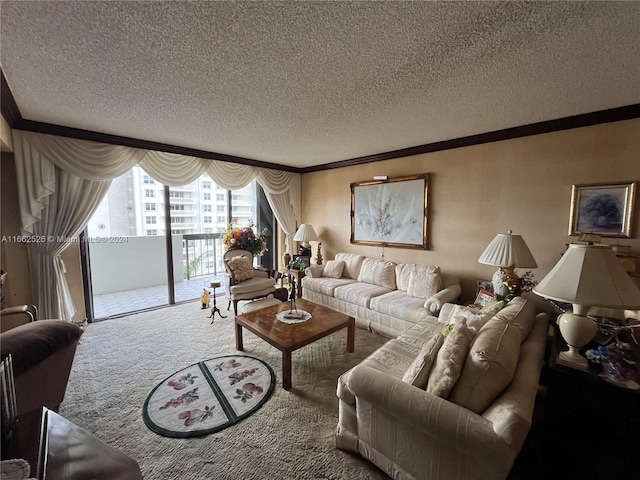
170,204,185,211
203,216,212,223
216,194,225,201
202,181,212,189
203,193,211,201
145,203,157,211
145,189,155,198
143,175,155,184
146,216,157,225
216,205,225,212
203,205,212,212
218,216,226,224
146,229,157,236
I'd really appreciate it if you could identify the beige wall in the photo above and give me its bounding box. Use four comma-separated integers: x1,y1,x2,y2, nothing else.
2,118,638,314
300,118,640,303
1,152,35,307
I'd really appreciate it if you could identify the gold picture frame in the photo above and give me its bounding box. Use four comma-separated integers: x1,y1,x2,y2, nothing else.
350,174,429,249
568,181,636,238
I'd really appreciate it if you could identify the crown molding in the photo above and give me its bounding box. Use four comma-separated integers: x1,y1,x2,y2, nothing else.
2,67,638,173
301,104,640,173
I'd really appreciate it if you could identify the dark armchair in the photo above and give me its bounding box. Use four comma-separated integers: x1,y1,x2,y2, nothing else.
0,320,82,415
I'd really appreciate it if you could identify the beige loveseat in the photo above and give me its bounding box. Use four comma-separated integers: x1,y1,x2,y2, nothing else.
302,253,462,337
336,295,550,480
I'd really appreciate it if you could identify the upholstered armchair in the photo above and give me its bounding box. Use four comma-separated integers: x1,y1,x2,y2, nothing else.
223,249,276,315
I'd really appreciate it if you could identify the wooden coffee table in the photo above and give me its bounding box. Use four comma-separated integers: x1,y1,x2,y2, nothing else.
235,298,355,390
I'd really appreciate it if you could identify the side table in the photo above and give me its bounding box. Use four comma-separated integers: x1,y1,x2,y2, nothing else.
538,321,639,479
278,267,304,298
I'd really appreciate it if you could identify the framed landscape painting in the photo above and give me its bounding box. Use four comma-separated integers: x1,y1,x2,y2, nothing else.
569,181,636,238
350,174,429,249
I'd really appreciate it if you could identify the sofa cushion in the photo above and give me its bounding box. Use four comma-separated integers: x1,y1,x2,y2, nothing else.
402,333,445,388
358,338,419,379
369,291,432,323
406,270,441,299
357,258,396,289
335,253,366,280
302,277,356,296
395,316,443,349
449,316,523,414
226,255,255,282
439,303,494,331
395,264,440,292
334,282,393,309
229,276,275,294
491,296,536,341
323,260,345,279
426,319,475,398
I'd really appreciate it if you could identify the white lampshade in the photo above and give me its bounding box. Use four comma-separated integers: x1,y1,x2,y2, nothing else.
533,243,640,370
478,230,538,268
293,224,319,245
533,244,640,310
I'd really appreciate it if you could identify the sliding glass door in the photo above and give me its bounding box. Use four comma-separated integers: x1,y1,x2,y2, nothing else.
83,168,275,321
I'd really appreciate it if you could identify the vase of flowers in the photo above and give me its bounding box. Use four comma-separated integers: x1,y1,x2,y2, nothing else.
503,270,537,303
222,221,268,256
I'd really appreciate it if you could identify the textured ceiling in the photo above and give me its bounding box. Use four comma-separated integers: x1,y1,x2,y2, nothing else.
1,1,639,169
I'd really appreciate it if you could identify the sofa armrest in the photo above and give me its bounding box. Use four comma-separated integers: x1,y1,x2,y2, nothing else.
424,283,462,314
346,364,506,457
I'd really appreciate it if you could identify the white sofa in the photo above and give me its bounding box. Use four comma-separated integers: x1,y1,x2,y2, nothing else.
335,295,550,480
302,253,462,338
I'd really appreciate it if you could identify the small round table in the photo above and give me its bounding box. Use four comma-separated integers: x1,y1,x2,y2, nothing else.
208,281,227,323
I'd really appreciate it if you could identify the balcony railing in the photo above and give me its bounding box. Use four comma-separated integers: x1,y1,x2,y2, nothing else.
183,233,225,280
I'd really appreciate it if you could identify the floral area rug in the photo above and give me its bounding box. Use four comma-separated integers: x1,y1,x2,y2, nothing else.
143,355,275,438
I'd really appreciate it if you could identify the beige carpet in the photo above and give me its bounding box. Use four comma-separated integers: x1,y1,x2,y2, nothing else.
60,299,390,479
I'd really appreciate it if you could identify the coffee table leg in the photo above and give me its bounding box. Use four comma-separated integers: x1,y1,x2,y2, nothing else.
347,320,355,353
282,350,292,390
235,322,244,351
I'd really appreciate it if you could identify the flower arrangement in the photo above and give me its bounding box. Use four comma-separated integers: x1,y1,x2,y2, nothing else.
504,270,537,302
222,221,268,256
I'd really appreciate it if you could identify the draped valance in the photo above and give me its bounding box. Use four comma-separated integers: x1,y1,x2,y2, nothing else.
12,129,301,321
14,130,300,234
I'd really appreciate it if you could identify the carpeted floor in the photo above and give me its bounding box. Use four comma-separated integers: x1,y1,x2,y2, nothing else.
60,299,390,479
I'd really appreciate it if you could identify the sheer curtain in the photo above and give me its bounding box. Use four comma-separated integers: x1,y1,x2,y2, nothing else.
12,130,300,320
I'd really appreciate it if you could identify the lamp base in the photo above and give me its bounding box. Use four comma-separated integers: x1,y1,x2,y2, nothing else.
557,347,589,371
556,312,598,371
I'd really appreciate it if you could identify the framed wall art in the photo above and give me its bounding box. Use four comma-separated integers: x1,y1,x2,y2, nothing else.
350,173,429,249
568,181,636,238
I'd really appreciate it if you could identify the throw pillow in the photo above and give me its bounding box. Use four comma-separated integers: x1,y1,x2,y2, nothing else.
226,255,255,282
479,300,505,315
426,319,475,398
438,304,493,331
406,270,442,299
402,333,445,388
323,260,345,279
357,258,396,289
448,318,522,414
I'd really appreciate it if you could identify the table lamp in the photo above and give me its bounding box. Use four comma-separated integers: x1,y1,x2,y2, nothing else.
533,243,640,370
293,223,318,257
478,230,538,298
